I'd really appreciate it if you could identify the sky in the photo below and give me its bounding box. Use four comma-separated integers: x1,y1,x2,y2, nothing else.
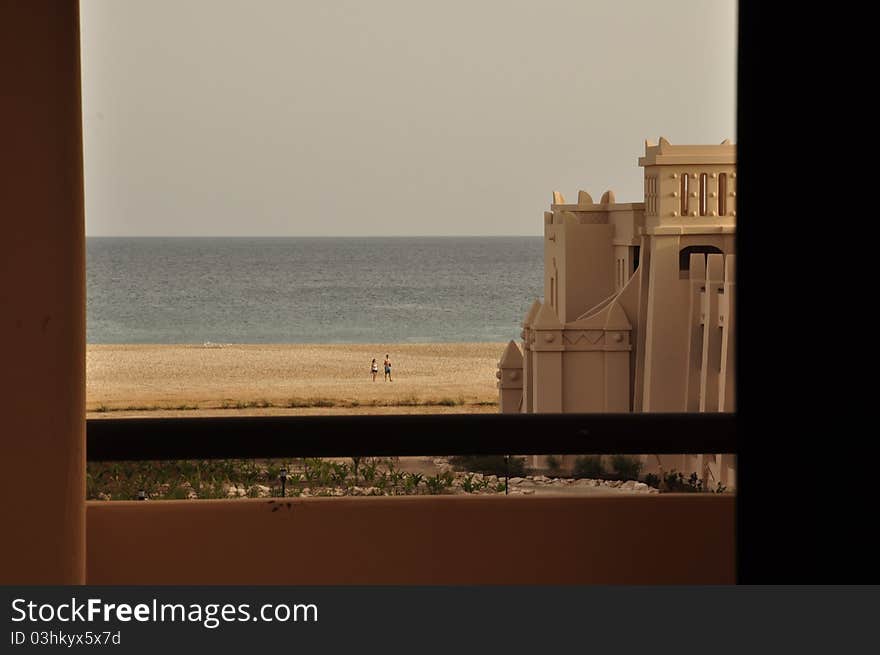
79,0,737,237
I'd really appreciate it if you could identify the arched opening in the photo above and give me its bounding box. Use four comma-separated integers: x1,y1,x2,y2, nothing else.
718,173,727,216
679,245,724,278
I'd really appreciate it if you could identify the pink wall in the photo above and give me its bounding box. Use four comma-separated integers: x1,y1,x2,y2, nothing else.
87,494,735,584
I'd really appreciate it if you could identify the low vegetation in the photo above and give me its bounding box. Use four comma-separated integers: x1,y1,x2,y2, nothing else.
573,455,604,479
86,457,465,501
610,455,643,480
87,397,497,413
448,455,526,478
571,454,643,480
86,455,728,501
644,470,727,493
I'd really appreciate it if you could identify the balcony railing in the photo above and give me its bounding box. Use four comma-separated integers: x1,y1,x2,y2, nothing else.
86,413,735,461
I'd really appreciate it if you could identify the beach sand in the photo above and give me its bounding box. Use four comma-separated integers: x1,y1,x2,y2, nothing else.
84,343,667,497
87,343,505,417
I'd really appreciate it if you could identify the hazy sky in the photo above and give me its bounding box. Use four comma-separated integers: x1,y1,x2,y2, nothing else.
80,0,737,237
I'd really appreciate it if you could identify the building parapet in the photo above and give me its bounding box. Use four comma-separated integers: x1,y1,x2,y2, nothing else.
639,137,736,166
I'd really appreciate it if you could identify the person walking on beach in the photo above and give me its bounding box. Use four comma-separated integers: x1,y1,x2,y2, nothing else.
370,358,379,382
383,354,392,382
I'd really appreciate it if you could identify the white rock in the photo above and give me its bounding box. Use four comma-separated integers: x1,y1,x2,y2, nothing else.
521,488,535,495
509,477,524,485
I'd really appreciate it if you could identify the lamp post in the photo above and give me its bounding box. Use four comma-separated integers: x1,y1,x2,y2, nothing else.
279,468,288,498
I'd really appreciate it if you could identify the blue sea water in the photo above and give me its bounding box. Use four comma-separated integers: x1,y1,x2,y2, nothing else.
86,237,544,344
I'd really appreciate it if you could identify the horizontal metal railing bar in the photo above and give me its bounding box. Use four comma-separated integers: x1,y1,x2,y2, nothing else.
86,413,735,461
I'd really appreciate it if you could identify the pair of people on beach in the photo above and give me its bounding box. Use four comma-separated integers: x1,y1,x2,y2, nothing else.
371,355,392,382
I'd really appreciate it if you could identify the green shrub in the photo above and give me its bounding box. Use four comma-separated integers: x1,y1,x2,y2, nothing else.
461,474,478,493
448,455,525,477
165,484,190,500
329,462,350,486
545,455,562,474
360,458,380,485
644,473,661,488
404,472,423,493
662,470,719,493
573,455,604,479
611,455,643,480
425,474,447,495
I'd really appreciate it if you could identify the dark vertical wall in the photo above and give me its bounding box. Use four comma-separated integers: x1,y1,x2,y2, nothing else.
0,1,86,583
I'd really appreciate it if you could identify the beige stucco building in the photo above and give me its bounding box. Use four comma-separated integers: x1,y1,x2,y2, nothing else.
498,138,736,489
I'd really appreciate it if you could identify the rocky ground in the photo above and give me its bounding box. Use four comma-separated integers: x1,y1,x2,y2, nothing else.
216,468,658,500
88,456,660,501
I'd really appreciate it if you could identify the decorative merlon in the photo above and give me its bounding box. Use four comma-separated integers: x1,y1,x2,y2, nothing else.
531,301,563,330
577,190,593,205
522,299,542,327
639,136,736,167
499,340,524,368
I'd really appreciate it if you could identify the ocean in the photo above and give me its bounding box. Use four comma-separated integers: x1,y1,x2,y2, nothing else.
86,237,544,344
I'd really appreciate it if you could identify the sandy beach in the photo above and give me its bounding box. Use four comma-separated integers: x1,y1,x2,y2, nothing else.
87,343,505,417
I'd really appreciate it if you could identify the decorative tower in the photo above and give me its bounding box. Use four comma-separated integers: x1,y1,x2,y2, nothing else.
497,340,524,414
636,138,736,411
529,301,564,412
520,299,541,413
543,191,615,324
